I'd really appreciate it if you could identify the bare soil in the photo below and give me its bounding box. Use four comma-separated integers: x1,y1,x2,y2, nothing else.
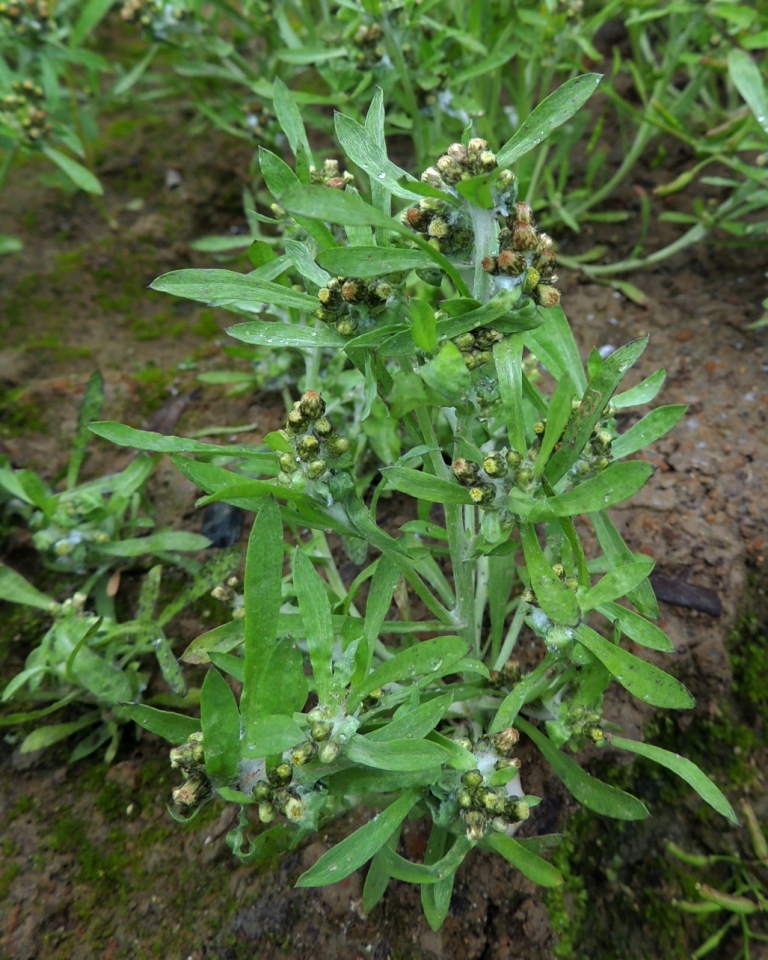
1,111,767,960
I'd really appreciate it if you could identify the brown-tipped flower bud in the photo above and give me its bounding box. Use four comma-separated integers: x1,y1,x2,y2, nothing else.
493,726,520,756
463,810,486,842
482,453,507,478
452,458,480,486
497,249,526,275
477,150,497,172
481,255,498,273
325,435,350,457
535,284,561,308
466,138,488,162
299,390,326,420
341,280,361,303
515,202,533,224
267,763,293,787
447,142,468,163
501,658,521,683
297,435,320,461
318,740,340,764
512,222,538,251
437,154,463,184
462,769,484,790
172,773,210,807
427,217,450,239
306,459,328,480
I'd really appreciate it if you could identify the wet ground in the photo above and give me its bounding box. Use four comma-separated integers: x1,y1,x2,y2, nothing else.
1,109,767,959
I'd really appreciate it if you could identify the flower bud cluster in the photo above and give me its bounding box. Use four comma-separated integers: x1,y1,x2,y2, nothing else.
454,746,529,842
170,732,212,807
569,402,616,480
1,81,50,147
488,657,522,690
309,158,354,190
251,762,307,825
451,447,538,509
316,275,394,336
449,325,504,371
482,202,560,308
120,0,187,37
565,704,604,745
0,0,51,35
352,22,385,69
277,391,351,490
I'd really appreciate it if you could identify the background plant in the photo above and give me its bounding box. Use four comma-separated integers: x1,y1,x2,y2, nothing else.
88,80,741,929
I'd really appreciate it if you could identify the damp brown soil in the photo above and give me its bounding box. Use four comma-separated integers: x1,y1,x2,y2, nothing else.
1,110,768,960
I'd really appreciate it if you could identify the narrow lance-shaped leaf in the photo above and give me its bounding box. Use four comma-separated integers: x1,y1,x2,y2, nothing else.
296,789,420,887
67,370,103,490
494,334,526,455
612,737,738,825
317,246,435,278
293,549,335,703
591,510,659,619
485,833,563,888
0,565,56,611
596,602,674,653
610,405,687,460
200,668,241,782
581,559,656,613
518,522,580,626
345,735,451,771
150,269,318,313
123,704,201,743
574,624,695,710
381,466,473,505
497,74,603,167
516,717,649,820
522,461,654,522
241,498,283,730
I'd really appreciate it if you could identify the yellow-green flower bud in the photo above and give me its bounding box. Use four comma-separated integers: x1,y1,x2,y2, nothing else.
297,435,320,461
291,740,318,766
336,318,358,337
455,786,474,809
461,769,484,790
287,408,307,432
299,390,326,420
252,781,273,802
306,459,327,480
258,801,275,823
482,453,507,478
267,763,293,787
516,466,534,487
325,435,350,457
463,810,486,842
318,741,340,764
427,218,450,239
452,332,476,352
504,798,530,822
469,485,495,505
491,816,509,833
313,417,334,438
279,453,297,473
310,720,332,742
506,450,522,469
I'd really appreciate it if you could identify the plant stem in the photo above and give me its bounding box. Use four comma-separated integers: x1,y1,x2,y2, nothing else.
469,204,497,304
558,222,708,276
493,599,529,672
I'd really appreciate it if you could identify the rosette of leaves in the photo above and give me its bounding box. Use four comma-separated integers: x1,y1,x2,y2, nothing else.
93,80,737,929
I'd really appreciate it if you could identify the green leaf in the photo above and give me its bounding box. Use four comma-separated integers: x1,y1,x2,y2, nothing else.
524,305,587,395
489,657,553,733
516,718,648,820
94,532,211,557
88,421,269,461
497,74,603,167
20,715,100,753
581,560,656,612
360,555,400,677
410,299,438,354
42,147,103,195
296,789,420,886
535,374,573,475
485,833,563,888
612,737,738,825
208,652,244,682
0,235,23,255
0,565,56,611
242,715,305,758
182,618,244,664
150,269,318,313
596,602,674,653
591,511,658,619
345,735,451,771
334,106,422,202
574,624,694,710
381,467,473,505
366,694,452,742
241,498,283,728
545,337,649,484
294,549,335,703
250,640,308,717
284,238,331,287
157,546,241,628
227,319,346,349
279,186,470,296
67,370,103,489
611,406,687,460
363,832,397,912
420,342,471,403
613,368,666,409
70,0,115,46
518,523,580,626
728,49,768,136
348,636,467,710
523,461,654,522
122,704,201,742
421,827,456,930
382,834,473,884
200,668,240,782
272,78,313,158
316,246,434,278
